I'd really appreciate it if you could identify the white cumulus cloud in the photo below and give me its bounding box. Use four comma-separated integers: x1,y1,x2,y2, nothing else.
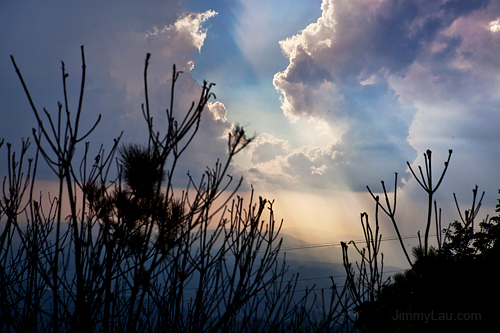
244,0,500,196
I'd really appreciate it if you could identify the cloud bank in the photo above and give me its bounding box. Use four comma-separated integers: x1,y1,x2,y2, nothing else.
242,0,500,194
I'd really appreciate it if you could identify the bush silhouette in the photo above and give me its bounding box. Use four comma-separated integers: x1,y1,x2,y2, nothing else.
1,47,350,333
347,181,500,332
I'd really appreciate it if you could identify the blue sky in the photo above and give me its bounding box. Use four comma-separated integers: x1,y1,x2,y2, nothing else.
2,0,500,266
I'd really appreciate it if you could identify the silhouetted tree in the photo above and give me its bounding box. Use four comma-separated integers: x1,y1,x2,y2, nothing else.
2,46,350,333
349,184,500,332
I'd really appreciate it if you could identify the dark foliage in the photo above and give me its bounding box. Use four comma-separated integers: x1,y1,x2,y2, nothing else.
353,187,500,332
118,144,165,200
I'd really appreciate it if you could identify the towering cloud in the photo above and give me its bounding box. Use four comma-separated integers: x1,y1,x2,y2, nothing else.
242,0,500,194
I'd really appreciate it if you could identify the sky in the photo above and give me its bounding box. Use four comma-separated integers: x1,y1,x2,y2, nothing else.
2,0,500,267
